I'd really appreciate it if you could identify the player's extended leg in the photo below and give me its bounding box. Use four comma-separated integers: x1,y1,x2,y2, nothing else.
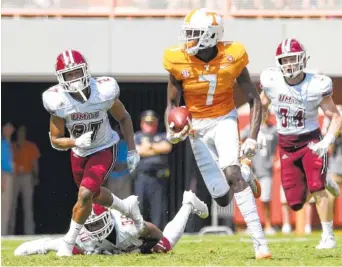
58,146,143,256
327,173,342,232
215,118,270,259
159,191,209,251
14,238,58,256
302,150,336,249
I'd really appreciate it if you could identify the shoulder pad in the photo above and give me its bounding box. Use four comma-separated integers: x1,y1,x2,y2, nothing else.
312,74,333,97
163,45,187,73
42,85,65,115
260,68,282,89
222,41,247,59
95,77,120,101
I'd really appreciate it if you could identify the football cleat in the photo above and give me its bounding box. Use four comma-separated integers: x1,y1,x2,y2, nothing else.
315,235,336,249
182,190,209,219
14,238,51,256
56,239,73,257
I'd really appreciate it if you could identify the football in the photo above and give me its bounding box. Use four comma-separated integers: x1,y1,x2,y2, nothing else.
167,106,192,133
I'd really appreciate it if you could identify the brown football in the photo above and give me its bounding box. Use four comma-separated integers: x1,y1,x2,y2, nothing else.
167,106,192,133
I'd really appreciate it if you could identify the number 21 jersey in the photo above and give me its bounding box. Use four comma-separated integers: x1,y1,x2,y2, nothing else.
42,77,120,157
260,68,333,135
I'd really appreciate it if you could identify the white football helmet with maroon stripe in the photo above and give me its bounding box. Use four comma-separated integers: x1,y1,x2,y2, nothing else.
275,38,308,79
84,204,115,242
55,49,91,100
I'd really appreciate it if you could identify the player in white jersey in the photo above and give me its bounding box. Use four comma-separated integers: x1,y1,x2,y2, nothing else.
42,49,142,257
14,191,209,256
260,38,341,249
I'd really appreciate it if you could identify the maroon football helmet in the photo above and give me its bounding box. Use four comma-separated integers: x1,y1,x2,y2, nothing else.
55,49,91,99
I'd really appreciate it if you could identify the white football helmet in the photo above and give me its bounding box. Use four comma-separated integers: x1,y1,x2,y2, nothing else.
179,8,224,56
84,204,115,242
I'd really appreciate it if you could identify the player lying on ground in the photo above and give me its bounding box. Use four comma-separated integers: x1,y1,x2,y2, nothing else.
14,191,208,256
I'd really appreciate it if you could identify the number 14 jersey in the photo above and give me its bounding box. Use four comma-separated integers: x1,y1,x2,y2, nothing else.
260,68,333,135
42,77,120,157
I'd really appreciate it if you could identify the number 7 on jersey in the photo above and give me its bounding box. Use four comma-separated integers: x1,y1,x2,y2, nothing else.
199,74,217,106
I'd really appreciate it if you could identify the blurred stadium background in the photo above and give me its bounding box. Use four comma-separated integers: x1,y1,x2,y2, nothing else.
1,0,342,237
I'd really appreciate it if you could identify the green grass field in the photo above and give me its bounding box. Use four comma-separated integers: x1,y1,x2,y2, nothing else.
2,232,342,266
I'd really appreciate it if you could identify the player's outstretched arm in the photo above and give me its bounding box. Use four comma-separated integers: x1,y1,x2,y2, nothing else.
260,90,271,117
237,67,262,140
309,96,342,158
164,75,183,132
320,96,342,140
109,99,135,151
110,99,140,172
49,115,77,149
139,222,163,254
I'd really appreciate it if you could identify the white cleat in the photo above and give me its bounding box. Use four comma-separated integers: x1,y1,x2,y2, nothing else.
14,238,51,256
325,177,340,197
255,245,272,259
264,227,276,236
305,224,312,235
56,239,73,257
281,223,292,234
315,235,337,249
182,190,209,219
123,195,144,233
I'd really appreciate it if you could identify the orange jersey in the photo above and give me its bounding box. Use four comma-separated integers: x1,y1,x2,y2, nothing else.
163,41,249,119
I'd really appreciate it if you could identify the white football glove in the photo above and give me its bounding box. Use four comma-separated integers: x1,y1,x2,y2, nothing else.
308,133,335,158
75,131,93,148
127,150,140,173
166,122,192,145
240,138,258,159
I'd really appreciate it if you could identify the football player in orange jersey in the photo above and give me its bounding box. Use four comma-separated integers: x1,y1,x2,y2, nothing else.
163,9,271,259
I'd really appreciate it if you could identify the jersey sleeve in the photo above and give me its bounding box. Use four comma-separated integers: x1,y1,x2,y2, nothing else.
163,46,184,81
96,77,120,109
319,75,333,98
42,87,64,117
231,42,249,76
259,68,276,99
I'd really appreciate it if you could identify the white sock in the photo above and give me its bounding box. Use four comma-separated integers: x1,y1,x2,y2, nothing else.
240,163,251,183
110,193,128,214
64,220,83,245
163,204,192,248
235,187,267,250
321,221,333,237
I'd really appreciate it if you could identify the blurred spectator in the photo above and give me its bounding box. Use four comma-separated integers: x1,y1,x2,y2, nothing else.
134,110,172,229
10,126,40,235
240,110,278,235
106,122,131,199
1,122,15,235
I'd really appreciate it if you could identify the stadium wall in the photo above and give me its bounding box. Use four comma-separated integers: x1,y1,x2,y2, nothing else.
2,18,342,81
